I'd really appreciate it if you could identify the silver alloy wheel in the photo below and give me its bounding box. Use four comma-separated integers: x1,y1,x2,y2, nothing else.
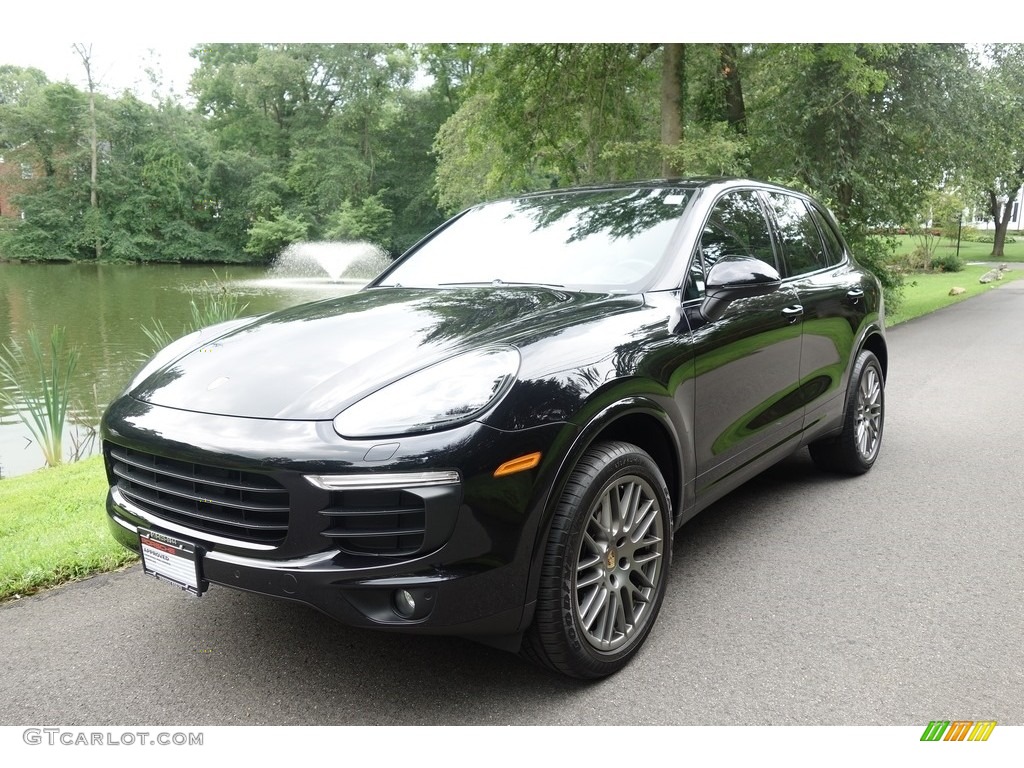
573,474,665,653
855,365,883,461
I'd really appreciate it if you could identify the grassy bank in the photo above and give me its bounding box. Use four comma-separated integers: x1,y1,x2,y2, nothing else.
887,265,1024,325
0,455,136,601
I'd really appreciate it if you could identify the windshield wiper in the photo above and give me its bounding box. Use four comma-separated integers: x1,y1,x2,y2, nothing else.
437,279,566,289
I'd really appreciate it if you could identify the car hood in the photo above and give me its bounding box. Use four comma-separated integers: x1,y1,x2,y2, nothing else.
132,286,639,420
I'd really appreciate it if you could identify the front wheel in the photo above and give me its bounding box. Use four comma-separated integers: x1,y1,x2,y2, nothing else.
523,441,672,679
810,349,885,474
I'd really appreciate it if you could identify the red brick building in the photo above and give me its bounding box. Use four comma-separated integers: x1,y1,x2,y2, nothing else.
0,144,38,219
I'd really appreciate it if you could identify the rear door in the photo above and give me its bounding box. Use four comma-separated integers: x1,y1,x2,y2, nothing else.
762,192,863,433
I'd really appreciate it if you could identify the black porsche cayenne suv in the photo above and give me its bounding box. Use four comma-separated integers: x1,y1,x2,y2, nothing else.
102,178,886,678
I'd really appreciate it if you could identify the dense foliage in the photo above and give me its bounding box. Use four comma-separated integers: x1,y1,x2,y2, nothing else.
2,44,1023,278
0,46,452,262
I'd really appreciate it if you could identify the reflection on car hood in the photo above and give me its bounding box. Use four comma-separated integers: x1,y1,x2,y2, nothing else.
132,286,636,420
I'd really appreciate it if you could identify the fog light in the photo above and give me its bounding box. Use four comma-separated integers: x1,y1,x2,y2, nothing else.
394,589,417,618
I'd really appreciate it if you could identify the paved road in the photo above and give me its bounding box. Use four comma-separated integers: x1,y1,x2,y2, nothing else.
2,283,1023,726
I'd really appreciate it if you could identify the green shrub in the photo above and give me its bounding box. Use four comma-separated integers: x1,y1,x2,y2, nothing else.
849,231,904,312
893,246,934,272
957,226,1016,244
325,193,395,245
930,252,964,272
244,209,310,259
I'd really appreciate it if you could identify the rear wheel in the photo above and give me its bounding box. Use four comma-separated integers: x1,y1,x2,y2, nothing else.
809,349,884,474
523,441,672,679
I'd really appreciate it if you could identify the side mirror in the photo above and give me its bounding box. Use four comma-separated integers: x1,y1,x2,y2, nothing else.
701,256,782,322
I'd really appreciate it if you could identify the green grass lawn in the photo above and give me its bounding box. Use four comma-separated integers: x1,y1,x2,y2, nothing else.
887,265,1024,326
0,455,137,601
891,233,1024,262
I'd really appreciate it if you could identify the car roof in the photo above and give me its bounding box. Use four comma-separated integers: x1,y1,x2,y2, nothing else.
509,177,807,201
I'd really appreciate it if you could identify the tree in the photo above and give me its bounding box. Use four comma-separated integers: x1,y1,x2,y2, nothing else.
244,208,309,258
719,44,747,134
743,44,973,302
746,45,967,228
432,44,753,212
189,43,425,257
1,80,228,263
418,44,491,111
433,44,660,209
372,87,453,252
956,45,1024,258
1,81,87,179
72,44,102,260
325,192,393,244
100,95,224,262
660,43,685,176
0,65,48,107
0,81,91,260
0,42,996,275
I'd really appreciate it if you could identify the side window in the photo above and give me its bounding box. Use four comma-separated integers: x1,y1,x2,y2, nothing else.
810,206,845,266
766,192,830,276
687,190,776,298
684,250,705,301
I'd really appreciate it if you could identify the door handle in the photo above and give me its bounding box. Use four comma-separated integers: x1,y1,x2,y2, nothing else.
847,288,865,302
782,305,804,323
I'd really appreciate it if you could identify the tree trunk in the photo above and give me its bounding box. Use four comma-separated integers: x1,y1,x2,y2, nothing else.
719,44,746,134
989,189,1013,258
74,44,101,260
660,43,686,177
88,90,98,257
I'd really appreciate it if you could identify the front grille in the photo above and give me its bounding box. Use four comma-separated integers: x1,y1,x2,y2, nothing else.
107,444,289,546
319,489,426,556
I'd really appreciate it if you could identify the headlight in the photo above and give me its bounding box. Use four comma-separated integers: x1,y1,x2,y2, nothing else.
333,346,520,438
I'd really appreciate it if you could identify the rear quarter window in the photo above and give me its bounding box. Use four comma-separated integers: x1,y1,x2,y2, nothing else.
766,192,831,277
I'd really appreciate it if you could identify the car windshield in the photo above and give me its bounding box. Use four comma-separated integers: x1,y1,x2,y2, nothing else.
378,187,693,291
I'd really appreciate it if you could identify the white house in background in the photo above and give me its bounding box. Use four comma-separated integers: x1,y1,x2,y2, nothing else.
971,185,1024,230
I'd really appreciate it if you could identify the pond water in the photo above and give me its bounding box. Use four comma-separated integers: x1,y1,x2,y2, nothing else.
0,249,380,478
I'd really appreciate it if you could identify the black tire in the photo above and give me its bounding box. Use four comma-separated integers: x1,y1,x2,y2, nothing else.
523,441,672,679
809,350,885,475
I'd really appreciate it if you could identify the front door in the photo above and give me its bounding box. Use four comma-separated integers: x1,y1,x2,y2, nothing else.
682,189,805,500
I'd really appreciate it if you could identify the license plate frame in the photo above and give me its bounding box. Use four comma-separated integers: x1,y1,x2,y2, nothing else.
138,528,204,596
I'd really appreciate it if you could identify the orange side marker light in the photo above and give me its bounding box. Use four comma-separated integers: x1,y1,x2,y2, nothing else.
494,452,542,477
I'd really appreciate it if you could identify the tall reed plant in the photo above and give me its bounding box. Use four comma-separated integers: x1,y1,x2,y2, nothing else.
142,271,249,354
0,327,80,467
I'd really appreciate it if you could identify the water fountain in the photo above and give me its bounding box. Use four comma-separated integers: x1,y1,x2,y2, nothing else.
269,240,392,283
230,240,393,301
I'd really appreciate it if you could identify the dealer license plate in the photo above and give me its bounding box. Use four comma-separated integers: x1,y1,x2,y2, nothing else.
138,528,204,596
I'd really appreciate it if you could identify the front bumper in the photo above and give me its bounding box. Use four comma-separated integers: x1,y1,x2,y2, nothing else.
102,396,572,637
